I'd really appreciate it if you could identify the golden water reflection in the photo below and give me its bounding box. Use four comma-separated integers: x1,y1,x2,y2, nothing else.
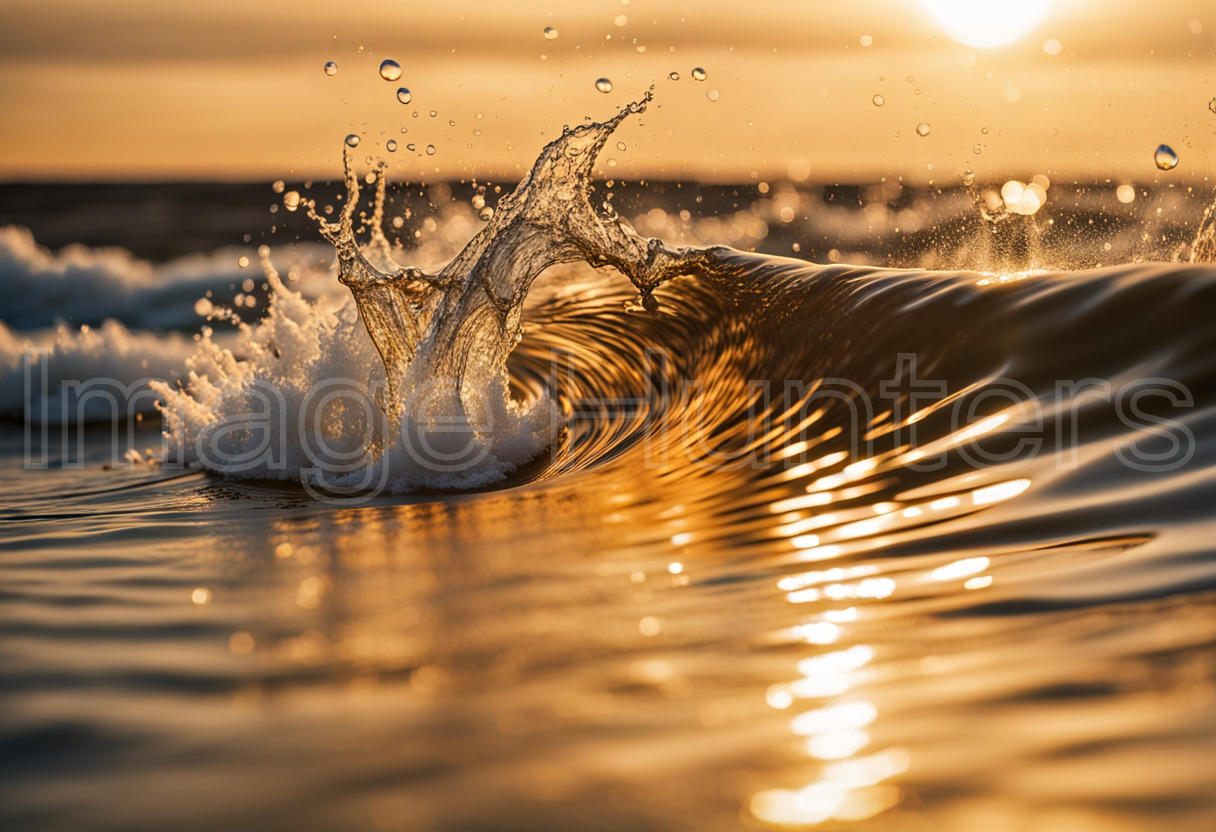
751,463,1036,827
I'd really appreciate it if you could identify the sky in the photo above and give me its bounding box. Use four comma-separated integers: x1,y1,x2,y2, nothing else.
0,0,1212,184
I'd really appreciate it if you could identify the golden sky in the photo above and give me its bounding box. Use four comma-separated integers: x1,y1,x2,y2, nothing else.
0,0,1211,183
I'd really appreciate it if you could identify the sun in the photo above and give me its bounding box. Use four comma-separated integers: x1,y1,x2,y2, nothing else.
921,0,1053,48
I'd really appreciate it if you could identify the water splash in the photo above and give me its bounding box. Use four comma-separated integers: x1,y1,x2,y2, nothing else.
309,94,710,421
1191,199,1216,263
155,96,712,492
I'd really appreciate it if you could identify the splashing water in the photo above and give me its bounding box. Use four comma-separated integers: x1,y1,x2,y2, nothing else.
156,95,712,492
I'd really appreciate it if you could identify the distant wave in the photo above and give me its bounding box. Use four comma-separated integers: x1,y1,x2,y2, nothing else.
0,225,335,331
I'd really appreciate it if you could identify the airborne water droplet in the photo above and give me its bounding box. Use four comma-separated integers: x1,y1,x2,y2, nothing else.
425,144,436,155
479,207,494,221
272,180,285,193
1209,98,1216,114
706,89,720,102
237,256,250,268
616,141,627,151
345,134,360,148
544,26,558,40
962,169,975,186
872,94,884,107
379,60,402,82
595,78,614,93
386,139,397,152
916,122,931,137
283,191,300,211
324,61,338,76
397,88,412,105
691,67,707,81
1154,144,1179,171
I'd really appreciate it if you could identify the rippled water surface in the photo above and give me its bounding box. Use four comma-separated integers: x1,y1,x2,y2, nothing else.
3,247,1216,830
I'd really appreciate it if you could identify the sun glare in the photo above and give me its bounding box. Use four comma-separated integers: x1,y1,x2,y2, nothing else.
921,0,1053,48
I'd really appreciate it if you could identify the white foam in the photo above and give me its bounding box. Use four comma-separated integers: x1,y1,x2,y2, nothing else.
0,225,337,330
151,268,553,493
0,319,194,423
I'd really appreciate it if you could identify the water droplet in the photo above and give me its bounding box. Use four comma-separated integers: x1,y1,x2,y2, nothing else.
915,122,931,137
386,139,397,152
479,207,495,221
238,256,250,268
324,61,338,76
1116,184,1136,203
973,144,982,155
595,78,614,93
616,141,627,151
1154,144,1178,170
272,180,285,193
345,134,360,148
668,71,680,81
425,144,436,155
691,67,707,81
406,143,416,152
544,26,558,40
379,59,402,82
1210,98,1216,114
283,191,300,211
981,127,989,134
472,194,486,209
396,88,412,105
860,35,873,47
962,169,975,186
614,14,627,26
872,94,884,106
706,89,720,102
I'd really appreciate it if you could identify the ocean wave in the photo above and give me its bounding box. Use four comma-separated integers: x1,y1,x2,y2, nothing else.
0,225,336,331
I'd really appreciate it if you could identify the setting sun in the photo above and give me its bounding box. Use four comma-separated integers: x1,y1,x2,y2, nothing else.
921,0,1053,47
